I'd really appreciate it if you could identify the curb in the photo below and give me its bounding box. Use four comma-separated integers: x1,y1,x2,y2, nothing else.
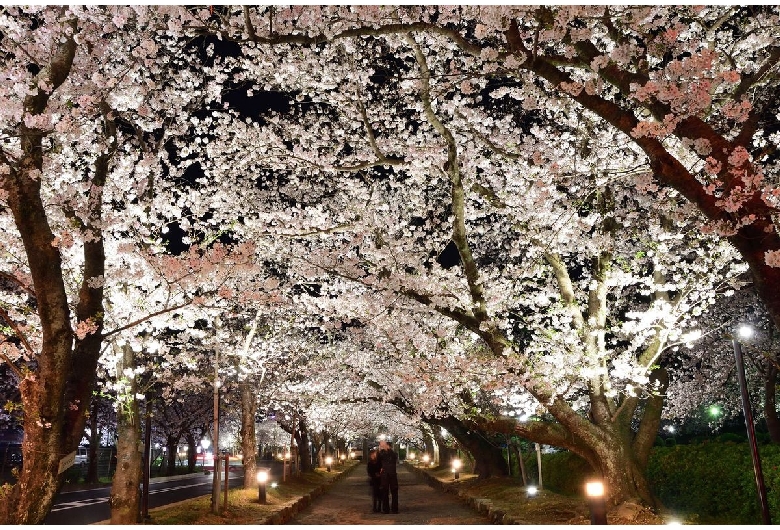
403,463,522,525
257,463,359,525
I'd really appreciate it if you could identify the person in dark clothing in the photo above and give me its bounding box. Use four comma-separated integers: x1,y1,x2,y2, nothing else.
377,440,399,514
366,449,382,512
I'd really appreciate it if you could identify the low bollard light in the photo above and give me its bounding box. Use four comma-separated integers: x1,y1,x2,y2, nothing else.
585,481,607,525
325,456,333,472
422,454,430,467
257,470,269,504
452,458,462,481
526,485,538,498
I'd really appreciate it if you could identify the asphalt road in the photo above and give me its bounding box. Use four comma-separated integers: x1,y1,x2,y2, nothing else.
45,471,244,525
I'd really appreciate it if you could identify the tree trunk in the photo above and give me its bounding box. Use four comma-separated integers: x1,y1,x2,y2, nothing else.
295,419,313,472
0,17,114,522
165,436,178,476
430,416,509,479
187,432,198,472
515,443,528,485
240,383,258,488
586,433,656,508
109,345,142,524
764,364,780,443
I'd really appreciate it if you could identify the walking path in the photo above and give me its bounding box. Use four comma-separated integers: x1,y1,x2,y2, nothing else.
288,464,491,525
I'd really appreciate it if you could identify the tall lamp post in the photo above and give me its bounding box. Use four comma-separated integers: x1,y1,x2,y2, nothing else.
732,325,771,525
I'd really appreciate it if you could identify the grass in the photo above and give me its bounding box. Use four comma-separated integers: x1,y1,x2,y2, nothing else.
148,464,356,525
410,463,666,525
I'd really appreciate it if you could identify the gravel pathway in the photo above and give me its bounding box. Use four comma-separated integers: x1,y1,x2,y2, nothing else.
288,464,492,525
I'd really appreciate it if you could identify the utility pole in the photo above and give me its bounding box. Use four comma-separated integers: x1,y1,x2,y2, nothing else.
211,345,221,514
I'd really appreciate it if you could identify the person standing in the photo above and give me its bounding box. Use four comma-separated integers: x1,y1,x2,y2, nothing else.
366,449,382,513
377,440,398,514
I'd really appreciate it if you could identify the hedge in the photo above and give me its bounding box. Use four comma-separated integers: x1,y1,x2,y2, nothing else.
522,442,780,524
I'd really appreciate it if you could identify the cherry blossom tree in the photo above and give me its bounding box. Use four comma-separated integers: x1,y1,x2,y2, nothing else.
665,287,780,442
185,6,765,505
0,5,236,523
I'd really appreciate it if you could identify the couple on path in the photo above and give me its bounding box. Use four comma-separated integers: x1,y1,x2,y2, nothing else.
366,440,399,514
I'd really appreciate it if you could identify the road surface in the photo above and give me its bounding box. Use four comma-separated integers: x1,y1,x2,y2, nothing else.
289,464,491,525
45,471,243,525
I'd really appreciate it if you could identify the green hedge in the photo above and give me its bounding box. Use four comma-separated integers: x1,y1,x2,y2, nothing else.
523,442,780,524
647,442,780,524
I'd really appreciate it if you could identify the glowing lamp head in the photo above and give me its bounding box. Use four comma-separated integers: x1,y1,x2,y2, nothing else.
325,456,333,465
452,458,462,471
527,486,538,496
408,452,415,459
738,324,754,340
585,481,605,498
256,470,269,483
422,454,430,463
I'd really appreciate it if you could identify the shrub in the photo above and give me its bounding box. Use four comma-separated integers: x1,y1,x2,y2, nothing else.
531,442,780,524
646,443,780,524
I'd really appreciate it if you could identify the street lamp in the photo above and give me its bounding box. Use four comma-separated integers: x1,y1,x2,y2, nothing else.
325,456,333,472
452,458,462,481
585,481,607,525
732,325,772,524
257,470,269,504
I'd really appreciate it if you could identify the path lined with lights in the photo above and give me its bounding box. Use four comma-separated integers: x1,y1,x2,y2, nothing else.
287,463,491,525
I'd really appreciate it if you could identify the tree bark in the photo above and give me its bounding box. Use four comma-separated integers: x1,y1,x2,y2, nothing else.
428,416,509,478
108,345,142,524
295,419,313,472
0,14,109,524
186,432,198,472
165,436,179,476
240,382,258,488
764,364,780,443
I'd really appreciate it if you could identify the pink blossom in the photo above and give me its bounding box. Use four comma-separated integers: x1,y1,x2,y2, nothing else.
766,250,780,268
75,318,100,340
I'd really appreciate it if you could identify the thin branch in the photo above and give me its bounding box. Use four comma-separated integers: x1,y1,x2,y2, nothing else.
101,301,193,339
0,306,34,358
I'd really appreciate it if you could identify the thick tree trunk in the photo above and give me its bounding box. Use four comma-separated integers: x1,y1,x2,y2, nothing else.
0,18,105,523
109,345,142,524
240,382,258,488
764,365,780,443
429,416,509,479
586,433,657,508
295,420,313,472
187,432,198,472
165,436,179,476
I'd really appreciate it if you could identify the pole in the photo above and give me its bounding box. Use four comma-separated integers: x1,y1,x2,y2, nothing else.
732,339,772,524
211,348,221,514
141,408,151,520
535,443,543,490
223,453,229,511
